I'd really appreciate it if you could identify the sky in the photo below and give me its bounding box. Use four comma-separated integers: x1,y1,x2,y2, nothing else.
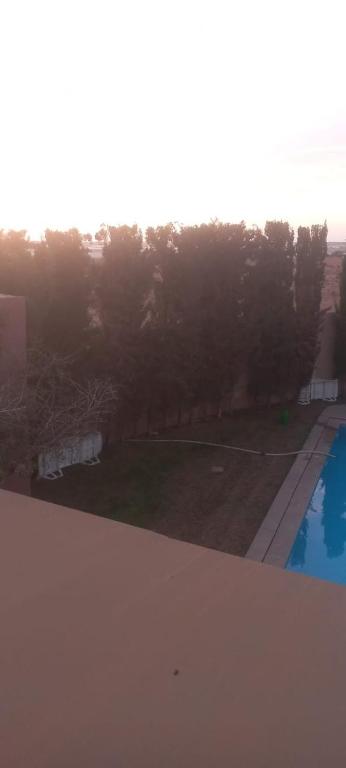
1,0,346,240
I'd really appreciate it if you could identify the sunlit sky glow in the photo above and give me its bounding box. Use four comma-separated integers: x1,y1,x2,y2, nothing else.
1,0,346,239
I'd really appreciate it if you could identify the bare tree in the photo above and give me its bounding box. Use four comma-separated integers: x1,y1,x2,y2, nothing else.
0,348,117,480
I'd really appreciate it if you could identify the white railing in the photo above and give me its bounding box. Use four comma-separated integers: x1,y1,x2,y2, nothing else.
298,379,338,406
38,431,103,480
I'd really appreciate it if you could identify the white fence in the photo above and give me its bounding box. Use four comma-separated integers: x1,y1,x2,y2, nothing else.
38,431,103,480
298,379,339,406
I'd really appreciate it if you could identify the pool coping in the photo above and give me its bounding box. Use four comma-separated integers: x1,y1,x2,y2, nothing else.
246,405,346,568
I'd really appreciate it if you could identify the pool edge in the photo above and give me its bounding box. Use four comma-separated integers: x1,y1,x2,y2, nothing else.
246,404,346,567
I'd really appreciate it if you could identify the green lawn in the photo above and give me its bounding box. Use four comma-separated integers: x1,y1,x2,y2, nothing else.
32,401,326,556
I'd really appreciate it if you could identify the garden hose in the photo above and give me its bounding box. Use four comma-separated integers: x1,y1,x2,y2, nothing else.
128,438,335,459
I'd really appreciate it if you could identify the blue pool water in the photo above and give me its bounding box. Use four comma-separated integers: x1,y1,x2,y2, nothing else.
286,426,346,586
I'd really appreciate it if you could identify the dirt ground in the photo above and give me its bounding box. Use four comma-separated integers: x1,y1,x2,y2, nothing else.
32,401,325,557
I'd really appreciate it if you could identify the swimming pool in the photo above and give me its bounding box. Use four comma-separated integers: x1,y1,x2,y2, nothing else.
286,425,346,585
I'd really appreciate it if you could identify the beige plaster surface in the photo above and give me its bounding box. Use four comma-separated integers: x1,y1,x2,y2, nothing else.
2,490,346,766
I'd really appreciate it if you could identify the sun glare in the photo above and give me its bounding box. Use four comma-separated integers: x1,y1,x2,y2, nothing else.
1,0,346,238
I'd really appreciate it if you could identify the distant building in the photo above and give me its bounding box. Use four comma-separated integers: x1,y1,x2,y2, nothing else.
327,242,346,256
83,241,104,258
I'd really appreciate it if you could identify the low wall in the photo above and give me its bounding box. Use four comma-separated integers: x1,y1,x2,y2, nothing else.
104,389,294,443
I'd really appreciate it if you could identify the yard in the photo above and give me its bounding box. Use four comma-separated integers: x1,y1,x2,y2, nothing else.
32,402,325,556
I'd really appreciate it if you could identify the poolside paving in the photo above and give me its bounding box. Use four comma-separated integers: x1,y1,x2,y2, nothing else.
247,404,346,567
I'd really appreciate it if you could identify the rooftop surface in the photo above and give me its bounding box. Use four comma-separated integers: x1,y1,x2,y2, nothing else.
2,489,346,767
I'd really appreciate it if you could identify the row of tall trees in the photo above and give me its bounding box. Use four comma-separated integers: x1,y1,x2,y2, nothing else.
0,220,327,428
335,255,346,377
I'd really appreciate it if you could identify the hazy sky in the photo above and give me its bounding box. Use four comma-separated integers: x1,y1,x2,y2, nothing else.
1,0,346,239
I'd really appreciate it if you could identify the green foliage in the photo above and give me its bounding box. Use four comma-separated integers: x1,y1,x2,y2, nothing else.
295,223,327,385
31,229,91,355
0,230,34,296
245,222,297,401
335,256,346,376
0,219,327,424
173,221,247,407
94,225,151,418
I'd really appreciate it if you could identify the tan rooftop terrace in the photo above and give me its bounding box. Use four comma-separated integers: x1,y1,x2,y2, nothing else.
2,488,346,767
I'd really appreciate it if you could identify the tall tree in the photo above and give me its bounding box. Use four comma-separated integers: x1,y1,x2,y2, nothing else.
295,223,327,386
175,221,247,412
95,225,150,422
335,255,346,377
142,224,191,421
245,221,296,402
31,229,91,356
0,230,34,297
